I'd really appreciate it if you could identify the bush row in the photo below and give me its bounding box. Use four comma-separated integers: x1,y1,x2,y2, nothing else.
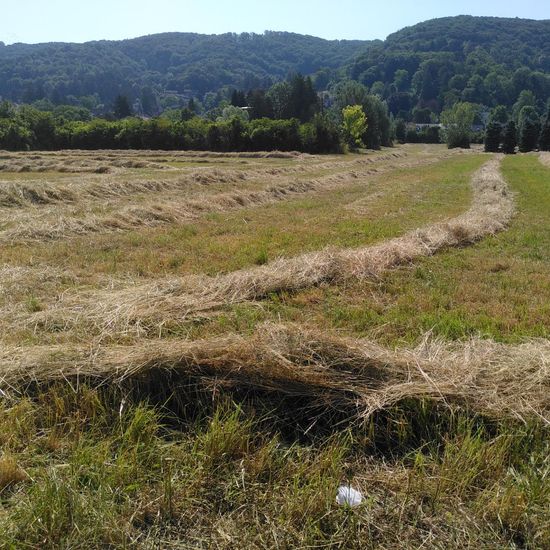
0,110,343,153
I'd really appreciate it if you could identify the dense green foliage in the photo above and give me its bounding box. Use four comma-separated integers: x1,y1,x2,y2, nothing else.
351,16,550,119
1,16,549,124
330,81,392,148
1,16,549,151
540,107,550,151
502,121,517,154
517,106,540,152
441,102,476,149
0,32,367,107
484,121,502,152
0,70,395,152
342,105,368,149
0,102,343,153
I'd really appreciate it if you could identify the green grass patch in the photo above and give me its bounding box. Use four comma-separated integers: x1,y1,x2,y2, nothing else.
0,385,547,548
231,154,550,345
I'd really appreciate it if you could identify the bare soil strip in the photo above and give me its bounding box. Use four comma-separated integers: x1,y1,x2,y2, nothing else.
539,152,550,168
1,324,547,423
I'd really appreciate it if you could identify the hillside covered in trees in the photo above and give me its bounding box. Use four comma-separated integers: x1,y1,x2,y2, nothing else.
1,15,550,154
1,15,549,120
0,32,369,108
351,16,550,118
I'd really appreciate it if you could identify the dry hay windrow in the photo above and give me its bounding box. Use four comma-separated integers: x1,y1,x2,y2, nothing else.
25,156,512,336
0,156,172,174
0,149,412,211
0,168,251,210
0,153,415,242
0,149,310,175
0,174,361,243
0,148,475,245
1,323,548,424
539,152,550,169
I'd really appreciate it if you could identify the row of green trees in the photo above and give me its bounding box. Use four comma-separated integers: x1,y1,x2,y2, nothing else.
173,78,393,150
393,99,550,152
0,78,394,153
0,106,344,153
484,105,550,153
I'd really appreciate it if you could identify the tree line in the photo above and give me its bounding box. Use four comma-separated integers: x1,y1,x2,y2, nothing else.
0,72,395,153
484,104,550,153
3,16,548,127
0,105,339,153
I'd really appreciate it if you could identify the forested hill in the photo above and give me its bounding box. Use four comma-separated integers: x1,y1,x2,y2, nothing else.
0,32,370,104
0,15,549,116
351,16,550,114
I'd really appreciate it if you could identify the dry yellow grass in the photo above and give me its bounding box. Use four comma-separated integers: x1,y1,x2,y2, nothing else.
2,154,541,424
0,454,27,492
3,148,540,422
1,323,548,423
0,148,470,244
539,151,550,168
25,157,509,336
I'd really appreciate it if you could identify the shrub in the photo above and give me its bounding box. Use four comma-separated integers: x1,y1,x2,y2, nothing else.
441,102,476,149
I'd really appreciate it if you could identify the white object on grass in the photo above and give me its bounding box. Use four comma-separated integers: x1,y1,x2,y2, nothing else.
336,485,363,507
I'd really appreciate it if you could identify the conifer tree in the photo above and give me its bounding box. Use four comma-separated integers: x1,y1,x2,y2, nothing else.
518,106,540,152
502,120,517,154
113,95,132,119
231,90,247,107
519,120,539,152
484,121,502,152
394,118,406,143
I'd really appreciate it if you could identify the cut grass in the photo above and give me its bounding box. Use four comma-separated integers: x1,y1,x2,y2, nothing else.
0,153,482,277
1,148,548,548
0,152,487,345
0,386,547,549
200,154,549,345
332,154,550,344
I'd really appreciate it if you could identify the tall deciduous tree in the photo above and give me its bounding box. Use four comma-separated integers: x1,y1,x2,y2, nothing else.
441,102,476,149
342,105,367,150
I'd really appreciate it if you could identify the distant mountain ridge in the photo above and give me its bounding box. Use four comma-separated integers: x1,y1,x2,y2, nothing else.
0,16,549,113
0,31,371,104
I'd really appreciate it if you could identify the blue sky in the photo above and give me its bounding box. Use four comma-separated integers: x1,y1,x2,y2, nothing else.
2,0,549,44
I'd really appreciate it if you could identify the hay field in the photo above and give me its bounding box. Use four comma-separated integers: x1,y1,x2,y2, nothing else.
1,145,549,548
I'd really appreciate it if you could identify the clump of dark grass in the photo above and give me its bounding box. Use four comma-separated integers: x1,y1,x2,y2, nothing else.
0,383,547,548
